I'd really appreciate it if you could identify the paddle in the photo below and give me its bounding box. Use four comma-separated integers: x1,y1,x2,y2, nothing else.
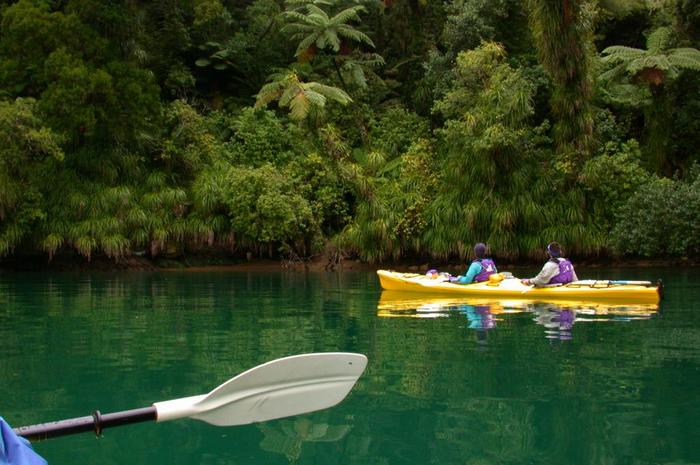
608,280,655,286
564,280,657,288
14,352,367,442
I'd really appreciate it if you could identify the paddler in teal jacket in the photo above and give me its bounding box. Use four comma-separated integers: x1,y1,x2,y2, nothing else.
455,243,497,284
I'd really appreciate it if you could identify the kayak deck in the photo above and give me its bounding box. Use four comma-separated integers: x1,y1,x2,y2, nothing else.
377,270,662,304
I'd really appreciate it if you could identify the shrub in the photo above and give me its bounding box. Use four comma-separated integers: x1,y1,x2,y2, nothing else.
206,164,316,255
580,139,650,230
610,171,700,257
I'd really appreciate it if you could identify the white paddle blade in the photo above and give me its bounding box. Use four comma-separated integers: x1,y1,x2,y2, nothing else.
154,353,367,426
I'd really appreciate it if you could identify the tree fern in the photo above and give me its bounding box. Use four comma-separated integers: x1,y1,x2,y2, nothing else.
255,69,351,120
527,0,595,162
601,27,700,85
600,26,700,173
281,1,374,57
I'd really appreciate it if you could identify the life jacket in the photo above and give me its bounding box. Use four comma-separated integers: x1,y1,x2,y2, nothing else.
473,258,496,282
548,258,575,284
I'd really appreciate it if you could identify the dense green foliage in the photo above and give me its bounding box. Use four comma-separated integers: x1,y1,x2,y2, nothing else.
610,169,700,257
0,0,699,265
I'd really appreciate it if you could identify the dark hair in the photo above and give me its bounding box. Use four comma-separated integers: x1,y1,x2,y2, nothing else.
547,242,562,258
474,242,487,259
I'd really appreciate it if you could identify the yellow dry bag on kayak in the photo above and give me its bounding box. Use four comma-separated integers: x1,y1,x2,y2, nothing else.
487,273,505,286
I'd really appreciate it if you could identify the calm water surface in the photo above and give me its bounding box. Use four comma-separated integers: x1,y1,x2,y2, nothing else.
1,267,699,465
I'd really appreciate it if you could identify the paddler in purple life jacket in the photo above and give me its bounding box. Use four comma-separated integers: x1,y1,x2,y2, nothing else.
455,243,497,284
521,241,578,286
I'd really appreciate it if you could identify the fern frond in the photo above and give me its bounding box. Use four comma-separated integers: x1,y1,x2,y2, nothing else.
281,23,317,34
295,34,319,55
598,63,629,82
307,82,352,103
601,46,645,62
255,81,286,108
668,49,700,70
289,92,311,119
279,83,301,107
341,62,367,88
318,29,341,51
329,6,365,25
303,13,328,27
336,25,374,47
359,53,385,67
282,11,315,23
285,0,333,6
304,4,329,21
646,27,672,54
302,89,327,107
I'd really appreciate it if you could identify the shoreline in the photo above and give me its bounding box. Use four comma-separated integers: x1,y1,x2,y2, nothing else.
0,253,695,272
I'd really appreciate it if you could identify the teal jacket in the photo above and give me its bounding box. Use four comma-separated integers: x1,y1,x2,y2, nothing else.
457,260,497,284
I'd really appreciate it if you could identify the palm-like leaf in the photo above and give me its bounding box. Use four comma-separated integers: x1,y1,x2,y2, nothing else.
255,70,351,120
335,24,374,47
668,48,700,70
282,1,374,57
646,27,671,54
288,91,313,120
600,46,645,64
600,26,700,86
329,6,364,25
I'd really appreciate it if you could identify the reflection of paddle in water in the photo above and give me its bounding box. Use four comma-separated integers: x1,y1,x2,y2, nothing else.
258,417,351,463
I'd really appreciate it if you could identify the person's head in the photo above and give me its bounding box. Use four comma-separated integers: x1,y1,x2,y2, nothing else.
474,242,487,259
547,241,562,258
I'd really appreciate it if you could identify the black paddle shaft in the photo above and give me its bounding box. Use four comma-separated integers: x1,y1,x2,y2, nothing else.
14,406,157,441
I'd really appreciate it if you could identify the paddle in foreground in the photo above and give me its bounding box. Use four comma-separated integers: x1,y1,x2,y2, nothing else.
14,352,368,442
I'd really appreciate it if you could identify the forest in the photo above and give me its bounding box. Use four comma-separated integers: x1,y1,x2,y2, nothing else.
0,0,699,267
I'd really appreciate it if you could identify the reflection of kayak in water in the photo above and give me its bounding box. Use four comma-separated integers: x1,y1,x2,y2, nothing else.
377,270,662,304
379,292,529,313
377,290,660,318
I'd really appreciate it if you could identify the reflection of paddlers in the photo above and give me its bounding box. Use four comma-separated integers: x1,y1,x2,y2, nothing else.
463,305,496,330
533,307,575,341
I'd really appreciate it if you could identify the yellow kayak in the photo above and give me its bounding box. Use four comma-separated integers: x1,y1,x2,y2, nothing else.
376,270,662,304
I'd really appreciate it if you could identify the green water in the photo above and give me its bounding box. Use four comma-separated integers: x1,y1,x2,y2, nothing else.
2,267,699,465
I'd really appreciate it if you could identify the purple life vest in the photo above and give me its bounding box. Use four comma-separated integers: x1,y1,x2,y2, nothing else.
549,258,575,284
473,258,496,282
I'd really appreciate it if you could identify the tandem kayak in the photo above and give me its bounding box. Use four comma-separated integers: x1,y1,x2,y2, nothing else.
376,270,662,304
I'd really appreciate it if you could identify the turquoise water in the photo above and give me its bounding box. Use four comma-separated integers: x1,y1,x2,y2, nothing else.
1,267,699,465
